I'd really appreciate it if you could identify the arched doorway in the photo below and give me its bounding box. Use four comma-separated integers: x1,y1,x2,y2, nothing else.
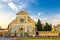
59,33,60,37
36,32,39,36
20,28,24,37
15,31,17,36
0,33,2,37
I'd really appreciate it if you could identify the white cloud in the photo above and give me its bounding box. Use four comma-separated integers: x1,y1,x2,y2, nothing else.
0,4,4,9
46,19,60,26
7,0,37,12
0,12,15,28
47,14,60,26
38,13,43,16
18,0,37,4
18,3,28,10
30,12,47,23
2,0,13,2
8,2,19,11
8,2,28,12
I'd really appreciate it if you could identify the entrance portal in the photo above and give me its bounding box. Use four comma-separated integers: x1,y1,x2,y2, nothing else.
59,33,60,37
20,28,24,37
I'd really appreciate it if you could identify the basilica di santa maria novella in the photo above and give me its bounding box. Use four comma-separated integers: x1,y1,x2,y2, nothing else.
8,10,36,37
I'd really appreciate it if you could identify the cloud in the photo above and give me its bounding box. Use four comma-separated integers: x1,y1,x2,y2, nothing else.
30,12,47,23
38,13,43,16
7,0,37,11
18,0,37,4
46,19,60,26
47,13,60,26
18,3,28,10
31,12,60,26
0,4,4,9
8,2,28,11
0,12,15,28
8,2,19,11
2,0,13,2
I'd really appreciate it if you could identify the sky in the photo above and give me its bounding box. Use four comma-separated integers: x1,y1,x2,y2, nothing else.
0,0,60,28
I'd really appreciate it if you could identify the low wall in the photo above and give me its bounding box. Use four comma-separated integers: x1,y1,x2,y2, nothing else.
38,31,59,37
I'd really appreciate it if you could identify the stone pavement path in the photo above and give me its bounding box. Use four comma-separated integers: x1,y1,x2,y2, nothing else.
0,37,17,40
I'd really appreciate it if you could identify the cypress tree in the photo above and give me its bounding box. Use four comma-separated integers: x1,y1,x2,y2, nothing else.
37,19,42,31
44,22,52,31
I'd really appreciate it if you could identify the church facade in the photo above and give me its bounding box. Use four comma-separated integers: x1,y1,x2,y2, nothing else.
8,10,36,37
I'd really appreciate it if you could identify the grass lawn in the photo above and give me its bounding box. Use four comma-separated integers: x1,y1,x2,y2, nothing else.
17,37,58,40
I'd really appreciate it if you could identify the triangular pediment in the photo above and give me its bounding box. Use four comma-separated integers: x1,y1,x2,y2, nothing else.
16,10,28,15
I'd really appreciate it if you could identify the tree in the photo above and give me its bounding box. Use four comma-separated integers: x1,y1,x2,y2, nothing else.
37,19,42,31
44,22,49,31
44,22,52,31
49,24,52,31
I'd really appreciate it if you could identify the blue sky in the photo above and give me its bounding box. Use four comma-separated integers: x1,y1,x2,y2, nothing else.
0,0,60,28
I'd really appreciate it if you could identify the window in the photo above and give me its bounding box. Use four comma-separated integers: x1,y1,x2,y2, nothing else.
20,18,24,23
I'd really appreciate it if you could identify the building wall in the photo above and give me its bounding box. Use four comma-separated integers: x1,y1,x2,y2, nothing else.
0,30,8,37
9,24,35,36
